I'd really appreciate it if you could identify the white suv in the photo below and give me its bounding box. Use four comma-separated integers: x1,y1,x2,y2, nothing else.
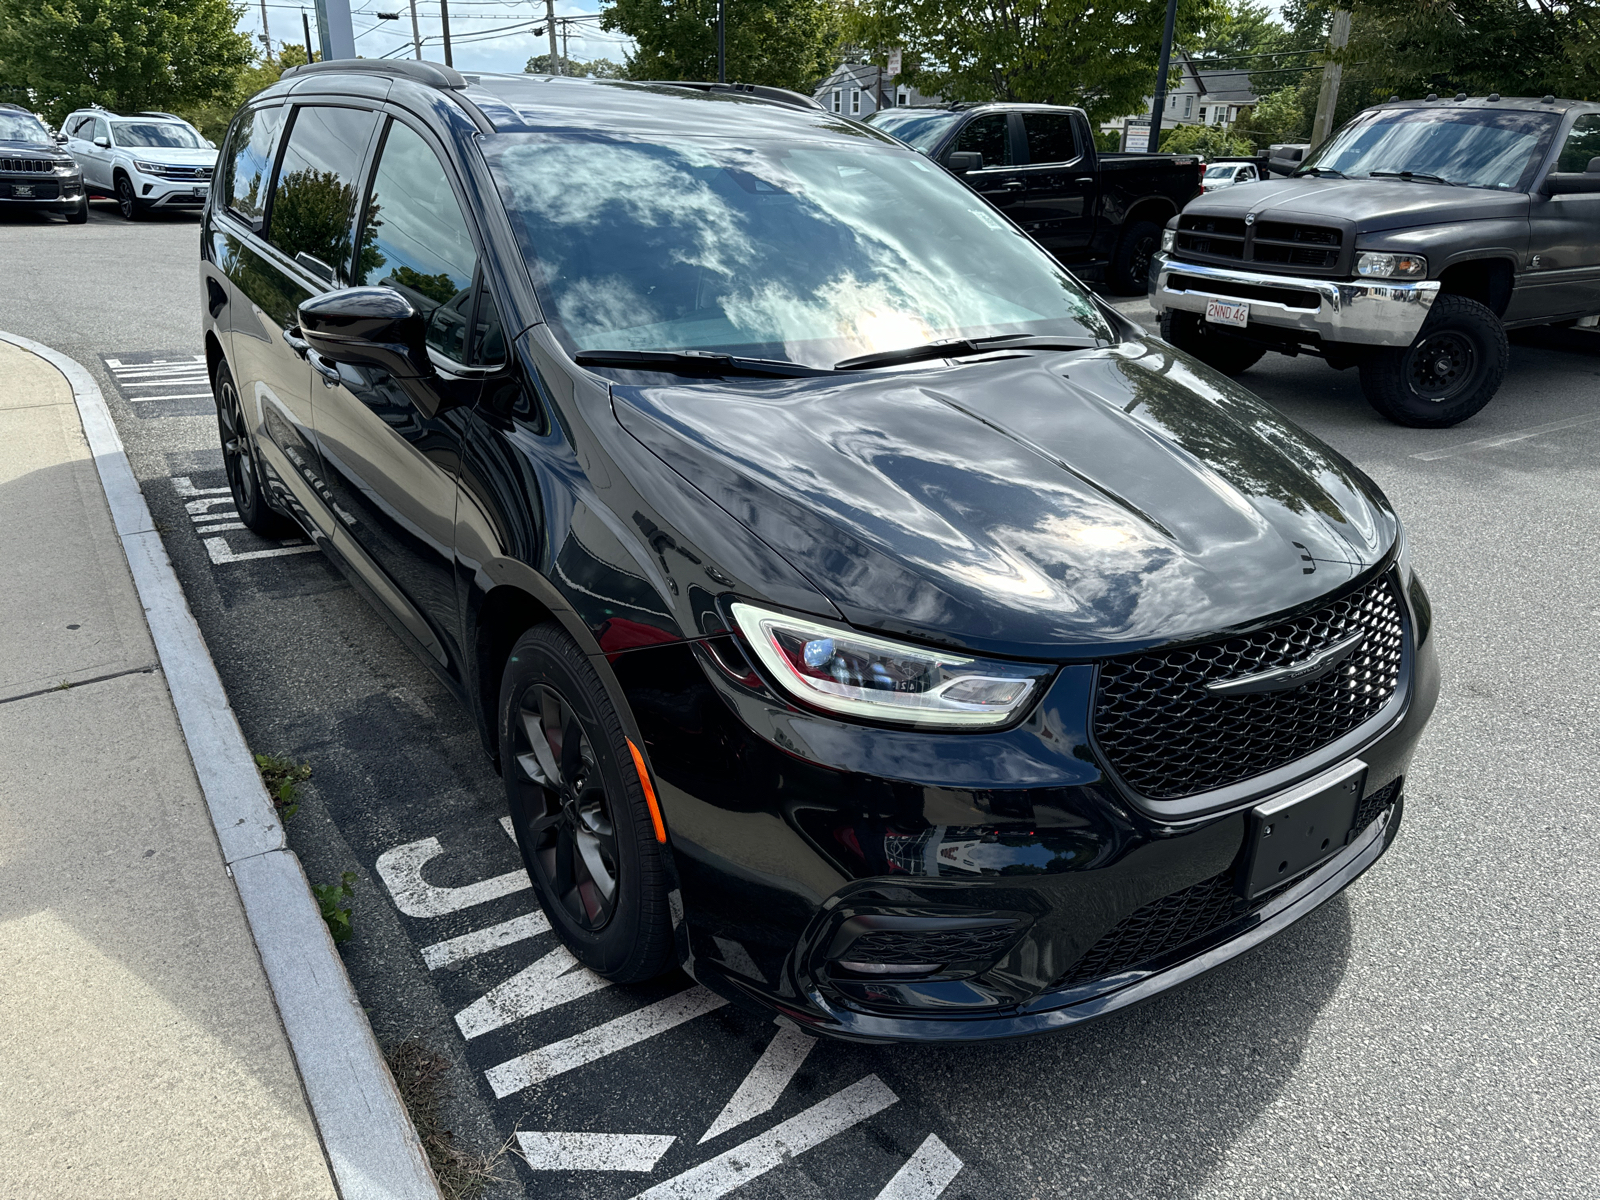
59,110,217,219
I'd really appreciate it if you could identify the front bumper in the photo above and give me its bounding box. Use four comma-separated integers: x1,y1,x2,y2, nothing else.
1154,252,1441,347
0,173,82,210
135,176,211,207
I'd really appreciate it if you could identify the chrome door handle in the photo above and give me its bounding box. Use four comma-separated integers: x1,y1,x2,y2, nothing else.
282,326,311,358
1001,179,1026,191
307,348,342,387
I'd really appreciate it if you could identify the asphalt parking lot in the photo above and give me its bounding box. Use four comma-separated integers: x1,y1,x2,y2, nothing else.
4,204,1597,1199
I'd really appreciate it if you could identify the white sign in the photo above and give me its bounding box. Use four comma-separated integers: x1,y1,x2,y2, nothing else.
887,49,903,78
1125,126,1150,152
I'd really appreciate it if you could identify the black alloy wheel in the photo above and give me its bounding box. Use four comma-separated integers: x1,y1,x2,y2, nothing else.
114,173,142,220
1107,219,1163,295
214,361,295,537
1358,294,1508,428
501,623,673,983
1159,307,1267,376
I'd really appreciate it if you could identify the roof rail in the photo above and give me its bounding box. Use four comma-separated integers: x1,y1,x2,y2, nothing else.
635,80,823,111
281,58,467,90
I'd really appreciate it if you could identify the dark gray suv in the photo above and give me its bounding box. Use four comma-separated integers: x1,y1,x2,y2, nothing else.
0,103,86,223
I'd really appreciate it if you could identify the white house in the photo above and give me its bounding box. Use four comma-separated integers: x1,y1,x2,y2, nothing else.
1103,53,1260,147
812,63,938,118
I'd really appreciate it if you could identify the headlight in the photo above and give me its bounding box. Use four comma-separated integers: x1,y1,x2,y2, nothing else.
132,160,169,177
1356,251,1427,279
1161,228,1176,252
729,602,1051,729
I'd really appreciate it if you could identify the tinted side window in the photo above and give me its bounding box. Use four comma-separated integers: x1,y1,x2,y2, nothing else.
68,115,95,138
222,105,283,229
1023,113,1078,165
1556,114,1600,173
354,120,477,363
268,105,380,285
952,115,1012,168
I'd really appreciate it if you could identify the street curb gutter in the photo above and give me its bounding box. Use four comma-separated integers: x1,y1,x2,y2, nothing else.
0,331,444,1200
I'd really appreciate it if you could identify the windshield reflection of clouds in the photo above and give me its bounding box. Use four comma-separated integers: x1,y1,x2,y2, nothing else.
487,135,1109,368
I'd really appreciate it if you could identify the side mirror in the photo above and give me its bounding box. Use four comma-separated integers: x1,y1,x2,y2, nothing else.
298,287,454,418
1544,167,1600,195
93,136,109,148
945,150,983,174
54,133,68,144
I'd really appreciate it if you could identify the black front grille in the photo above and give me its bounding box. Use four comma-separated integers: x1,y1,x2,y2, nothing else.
1173,216,1345,275
1060,871,1238,987
1177,214,1246,260
841,924,1018,965
1093,575,1406,801
1353,777,1400,833
0,157,52,173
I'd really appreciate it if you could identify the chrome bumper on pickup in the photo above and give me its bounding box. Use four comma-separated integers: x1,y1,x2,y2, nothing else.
1153,254,1441,347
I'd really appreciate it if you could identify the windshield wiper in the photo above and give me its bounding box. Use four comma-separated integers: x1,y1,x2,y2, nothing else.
1293,166,1348,178
574,349,830,379
1367,170,1459,186
835,334,1102,371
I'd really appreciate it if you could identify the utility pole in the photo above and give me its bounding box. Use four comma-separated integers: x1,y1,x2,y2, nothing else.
258,0,270,53
440,0,453,65
302,11,315,62
545,0,560,74
1309,4,1353,149
1148,0,1179,153
408,0,422,58
561,19,570,73
717,0,726,82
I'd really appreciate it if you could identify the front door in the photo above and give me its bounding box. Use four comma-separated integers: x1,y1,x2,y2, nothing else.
1014,110,1097,253
82,117,113,191
944,113,1027,225
1515,113,1600,321
310,116,486,680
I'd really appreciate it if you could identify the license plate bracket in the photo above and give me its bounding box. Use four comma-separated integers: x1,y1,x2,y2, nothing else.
1239,761,1366,900
13,183,34,198
1204,298,1249,328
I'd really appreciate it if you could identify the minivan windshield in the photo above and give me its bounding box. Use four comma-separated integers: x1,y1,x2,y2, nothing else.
482,133,1112,369
112,121,206,149
863,109,964,154
0,111,51,145
1299,107,1560,190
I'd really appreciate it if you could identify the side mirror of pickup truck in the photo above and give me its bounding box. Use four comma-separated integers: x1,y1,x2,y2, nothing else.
945,151,983,175
1543,161,1600,194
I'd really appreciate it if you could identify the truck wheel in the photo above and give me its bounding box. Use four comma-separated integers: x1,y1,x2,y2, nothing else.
1159,308,1266,376
1107,220,1163,295
65,195,89,225
1358,294,1507,428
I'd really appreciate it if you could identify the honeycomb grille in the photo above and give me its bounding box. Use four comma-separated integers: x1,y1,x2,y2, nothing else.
1353,777,1400,833
841,924,1018,965
1093,575,1405,801
1059,871,1238,987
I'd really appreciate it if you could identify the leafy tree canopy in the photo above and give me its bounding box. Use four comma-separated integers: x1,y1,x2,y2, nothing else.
526,53,628,77
601,0,842,92
1159,120,1255,155
0,0,253,125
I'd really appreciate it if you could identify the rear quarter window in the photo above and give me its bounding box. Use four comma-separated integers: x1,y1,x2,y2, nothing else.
222,106,284,230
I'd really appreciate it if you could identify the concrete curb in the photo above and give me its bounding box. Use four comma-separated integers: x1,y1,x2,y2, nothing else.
0,331,443,1200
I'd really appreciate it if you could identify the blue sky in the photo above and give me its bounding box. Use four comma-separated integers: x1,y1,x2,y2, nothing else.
240,1,636,75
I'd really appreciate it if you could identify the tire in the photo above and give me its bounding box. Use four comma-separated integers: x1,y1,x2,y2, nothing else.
1106,219,1163,296
1358,294,1508,428
501,623,674,984
65,195,89,224
214,360,296,537
1159,307,1267,376
114,173,143,220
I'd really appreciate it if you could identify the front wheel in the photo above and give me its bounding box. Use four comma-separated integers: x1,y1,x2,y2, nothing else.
501,623,674,983
1107,220,1163,295
114,174,143,220
215,360,296,537
1159,308,1267,376
65,195,89,224
1358,294,1508,428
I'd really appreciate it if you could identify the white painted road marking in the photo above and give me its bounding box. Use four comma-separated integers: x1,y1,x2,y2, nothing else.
485,986,729,1099
516,1131,677,1172
630,1075,899,1200
170,476,317,565
455,943,613,1039
873,1134,964,1199
106,354,211,402
421,911,550,971
699,1024,816,1143
202,535,319,565
500,814,517,843
1410,413,1600,460
172,476,230,499
375,836,532,918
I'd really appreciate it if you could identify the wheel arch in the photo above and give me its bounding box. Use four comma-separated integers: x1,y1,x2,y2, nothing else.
1436,255,1516,318
203,332,227,403
1119,198,1179,248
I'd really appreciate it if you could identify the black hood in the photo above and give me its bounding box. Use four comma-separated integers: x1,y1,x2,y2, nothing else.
0,141,59,158
1186,177,1529,234
612,340,1396,660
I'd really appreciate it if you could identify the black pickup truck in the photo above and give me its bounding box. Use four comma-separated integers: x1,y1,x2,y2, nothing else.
1154,96,1600,426
866,103,1202,294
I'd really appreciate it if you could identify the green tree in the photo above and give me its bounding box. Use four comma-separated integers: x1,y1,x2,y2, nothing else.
601,0,842,92
844,0,1220,125
1235,83,1310,144
0,0,253,126
176,44,319,142
526,53,628,78
1158,120,1255,155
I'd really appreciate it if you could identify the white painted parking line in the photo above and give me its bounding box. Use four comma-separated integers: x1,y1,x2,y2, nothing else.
195,521,246,534
699,1025,816,1143
375,836,533,918
421,911,550,970
186,496,238,518
516,1131,677,1172
631,1075,899,1200
486,986,729,1099
172,476,231,499
500,814,517,843
202,536,320,565
1410,413,1600,460
455,943,613,1039
873,1134,963,1199
107,355,212,402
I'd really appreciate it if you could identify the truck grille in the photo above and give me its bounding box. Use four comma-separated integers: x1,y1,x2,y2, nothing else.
1092,574,1405,801
1175,214,1344,275
0,158,51,173
1176,215,1245,260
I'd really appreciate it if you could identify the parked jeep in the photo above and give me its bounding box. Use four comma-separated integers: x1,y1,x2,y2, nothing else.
1153,96,1600,426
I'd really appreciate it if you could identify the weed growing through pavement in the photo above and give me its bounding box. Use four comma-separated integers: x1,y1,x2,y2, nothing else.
254,751,311,821
385,1038,511,1199
311,871,357,944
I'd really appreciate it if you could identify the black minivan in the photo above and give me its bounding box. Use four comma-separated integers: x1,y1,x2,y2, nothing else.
202,60,1438,1042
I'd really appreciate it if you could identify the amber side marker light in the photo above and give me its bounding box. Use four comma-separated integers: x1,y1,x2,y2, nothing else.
626,738,668,843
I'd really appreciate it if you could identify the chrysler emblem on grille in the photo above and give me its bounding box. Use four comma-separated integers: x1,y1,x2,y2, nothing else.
1204,631,1363,697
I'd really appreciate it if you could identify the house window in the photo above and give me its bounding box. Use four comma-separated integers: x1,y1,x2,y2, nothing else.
897,89,908,106
1198,106,1207,124
832,89,841,113
1183,95,1194,119
851,89,860,115
1169,95,1178,111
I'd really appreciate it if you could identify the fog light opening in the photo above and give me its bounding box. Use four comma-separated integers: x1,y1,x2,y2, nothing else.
833,960,942,977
